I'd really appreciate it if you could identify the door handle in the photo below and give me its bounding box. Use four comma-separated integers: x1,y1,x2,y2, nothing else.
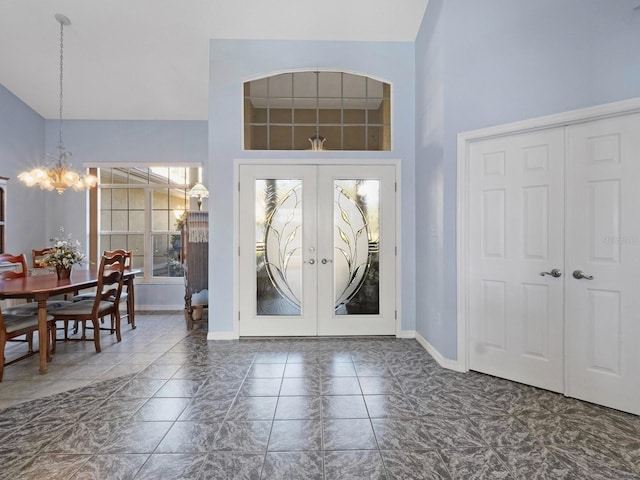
572,270,593,280
305,259,315,265
540,268,562,278
321,258,333,264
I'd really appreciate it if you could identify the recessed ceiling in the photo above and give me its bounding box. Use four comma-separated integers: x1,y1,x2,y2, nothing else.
0,0,429,121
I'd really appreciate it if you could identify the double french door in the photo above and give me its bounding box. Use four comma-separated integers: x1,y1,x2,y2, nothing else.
239,164,396,336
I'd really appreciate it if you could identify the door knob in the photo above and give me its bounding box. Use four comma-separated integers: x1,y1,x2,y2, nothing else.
321,258,333,264
572,270,593,280
305,259,315,265
540,268,562,278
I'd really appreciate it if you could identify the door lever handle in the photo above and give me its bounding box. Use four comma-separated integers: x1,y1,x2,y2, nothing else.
572,270,593,280
305,259,315,265
321,258,333,264
540,268,562,278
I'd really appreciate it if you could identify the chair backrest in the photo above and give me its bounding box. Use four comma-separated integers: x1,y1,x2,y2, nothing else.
0,253,28,280
103,249,132,269
32,248,53,268
92,251,126,314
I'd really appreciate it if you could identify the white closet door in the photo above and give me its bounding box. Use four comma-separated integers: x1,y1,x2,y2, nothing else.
565,113,640,415
468,128,565,392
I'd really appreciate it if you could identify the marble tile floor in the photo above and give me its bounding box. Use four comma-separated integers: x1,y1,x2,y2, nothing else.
0,313,638,479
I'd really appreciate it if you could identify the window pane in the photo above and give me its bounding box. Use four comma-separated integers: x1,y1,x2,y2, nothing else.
99,169,113,184
153,211,169,231
130,188,145,209
101,188,112,209
293,126,318,150
269,73,292,97
343,126,366,150
128,168,149,184
344,109,366,124
294,109,316,124
152,234,183,277
112,189,128,209
112,211,128,231
270,108,292,124
293,71,316,97
270,126,292,150
129,210,145,231
318,72,342,97
319,109,341,124
343,74,366,98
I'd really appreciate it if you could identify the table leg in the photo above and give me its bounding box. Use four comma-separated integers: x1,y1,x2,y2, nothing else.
36,296,49,373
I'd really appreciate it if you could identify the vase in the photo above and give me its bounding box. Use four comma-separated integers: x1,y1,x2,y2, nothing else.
56,265,72,280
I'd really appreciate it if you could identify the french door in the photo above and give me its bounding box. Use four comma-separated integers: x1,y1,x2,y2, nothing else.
239,164,396,336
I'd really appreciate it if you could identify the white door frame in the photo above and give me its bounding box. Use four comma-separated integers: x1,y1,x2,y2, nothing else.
234,158,402,339
457,97,640,372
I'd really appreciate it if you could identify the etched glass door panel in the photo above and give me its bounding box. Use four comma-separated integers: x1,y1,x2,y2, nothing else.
332,179,380,315
256,178,302,315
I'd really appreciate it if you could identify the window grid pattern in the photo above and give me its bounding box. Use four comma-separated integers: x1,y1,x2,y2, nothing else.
98,167,195,280
244,72,391,151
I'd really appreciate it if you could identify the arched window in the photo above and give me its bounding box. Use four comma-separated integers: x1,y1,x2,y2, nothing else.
244,71,390,151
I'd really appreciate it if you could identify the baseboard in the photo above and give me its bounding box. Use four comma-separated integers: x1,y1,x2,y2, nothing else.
207,331,238,341
136,305,185,312
397,330,416,339
415,332,466,372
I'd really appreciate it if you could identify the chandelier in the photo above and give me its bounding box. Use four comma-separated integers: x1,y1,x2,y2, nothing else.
18,14,97,194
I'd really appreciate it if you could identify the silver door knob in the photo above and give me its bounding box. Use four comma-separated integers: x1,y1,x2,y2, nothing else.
572,270,593,280
321,258,333,264
305,259,315,265
540,268,562,278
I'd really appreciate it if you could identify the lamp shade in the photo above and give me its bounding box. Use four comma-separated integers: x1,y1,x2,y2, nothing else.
188,183,209,199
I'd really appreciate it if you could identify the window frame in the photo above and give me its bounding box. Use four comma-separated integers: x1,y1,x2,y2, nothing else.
243,71,391,151
90,164,201,284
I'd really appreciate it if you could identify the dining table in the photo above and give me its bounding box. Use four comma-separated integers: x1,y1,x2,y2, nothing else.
0,267,140,374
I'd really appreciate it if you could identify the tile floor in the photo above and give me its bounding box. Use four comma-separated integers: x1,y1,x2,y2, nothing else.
0,312,639,479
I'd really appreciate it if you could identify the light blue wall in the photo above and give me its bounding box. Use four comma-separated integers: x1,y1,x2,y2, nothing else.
0,84,48,254
415,0,446,349
209,39,416,335
415,0,640,359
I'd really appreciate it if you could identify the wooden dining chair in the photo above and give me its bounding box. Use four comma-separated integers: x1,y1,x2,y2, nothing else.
0,253,71,314
72,249,134,330
0,307,53,381
49,251,126,353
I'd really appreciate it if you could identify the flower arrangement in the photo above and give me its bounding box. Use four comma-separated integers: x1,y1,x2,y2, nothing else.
45,227,85,268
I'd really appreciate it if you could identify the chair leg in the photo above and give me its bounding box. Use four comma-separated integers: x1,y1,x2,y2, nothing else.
26,332,34,354
0,331,6,382
49,320,56,354
114,312,122,343
90,318,101,353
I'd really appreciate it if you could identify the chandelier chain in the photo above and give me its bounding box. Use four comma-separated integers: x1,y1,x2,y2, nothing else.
58,17,65,147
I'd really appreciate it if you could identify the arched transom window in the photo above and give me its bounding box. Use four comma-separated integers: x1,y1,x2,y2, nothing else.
244,71,390,151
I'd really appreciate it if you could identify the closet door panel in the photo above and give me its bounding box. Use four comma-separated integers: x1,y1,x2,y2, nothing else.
468,128,565,392
565,113,640,415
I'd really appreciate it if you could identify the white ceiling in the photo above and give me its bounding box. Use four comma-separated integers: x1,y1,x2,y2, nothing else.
0,0,429,121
